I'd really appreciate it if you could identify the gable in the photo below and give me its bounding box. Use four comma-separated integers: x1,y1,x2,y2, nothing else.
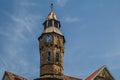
3,75,10,80
86,66,115,80
94,68,114,80
2,71,27,80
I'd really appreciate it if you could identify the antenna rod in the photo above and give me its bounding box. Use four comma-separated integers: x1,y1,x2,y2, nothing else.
50,3,54,11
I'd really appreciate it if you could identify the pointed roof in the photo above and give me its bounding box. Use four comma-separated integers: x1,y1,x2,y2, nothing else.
45,10,59,21
85,66,115,80
2,71,27,80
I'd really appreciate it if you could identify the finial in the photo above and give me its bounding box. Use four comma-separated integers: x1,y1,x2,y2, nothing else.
50,3,54,11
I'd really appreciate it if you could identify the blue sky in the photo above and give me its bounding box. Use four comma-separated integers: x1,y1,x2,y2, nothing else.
0,0,120,80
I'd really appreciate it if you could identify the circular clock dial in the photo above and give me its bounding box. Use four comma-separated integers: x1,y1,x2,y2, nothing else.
45,35,52,43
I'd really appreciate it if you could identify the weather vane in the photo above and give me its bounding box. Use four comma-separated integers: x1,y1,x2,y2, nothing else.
50,2,54,11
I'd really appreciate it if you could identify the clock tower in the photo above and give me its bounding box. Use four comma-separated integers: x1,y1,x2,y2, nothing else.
38,3,65,79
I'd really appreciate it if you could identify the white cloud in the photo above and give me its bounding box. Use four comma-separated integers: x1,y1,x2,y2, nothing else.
0,12,40,78
4,11,41,35
0,25,27,43
9,15,33,34
64,17,80,23
14,0,39,7
104,52,120,58
0,1,42,79
109,64,120,70
56,0,68,7
0,30,11,38
0,56,8,70
19,2,37,6
19,59,29,66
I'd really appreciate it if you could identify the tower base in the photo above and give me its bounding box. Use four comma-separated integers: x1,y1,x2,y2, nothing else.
34,75,62,80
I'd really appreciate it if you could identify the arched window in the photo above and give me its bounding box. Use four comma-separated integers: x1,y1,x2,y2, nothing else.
47,51,51,62
56,52,59,62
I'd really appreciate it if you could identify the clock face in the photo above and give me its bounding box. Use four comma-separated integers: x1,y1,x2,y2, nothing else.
45,35,52,43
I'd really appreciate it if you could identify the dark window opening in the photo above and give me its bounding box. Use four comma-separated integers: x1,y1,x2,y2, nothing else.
15,77,21,80
56,52,59,62
41,53,44,64
57,36,60,45
57,36,60,40
54,21,58,28
47,52,51,62
48,20,52,27
44,23,46,28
